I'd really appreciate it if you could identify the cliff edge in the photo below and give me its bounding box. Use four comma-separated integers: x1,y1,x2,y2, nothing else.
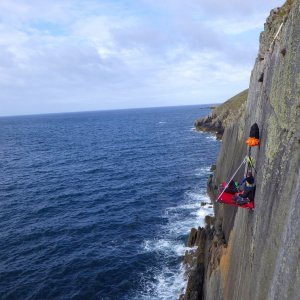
194,90,248,140
184,0,300,299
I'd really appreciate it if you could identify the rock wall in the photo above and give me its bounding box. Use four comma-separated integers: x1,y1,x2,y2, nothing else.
183,1,300,299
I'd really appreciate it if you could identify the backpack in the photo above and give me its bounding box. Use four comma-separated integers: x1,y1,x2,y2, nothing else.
224,180,238,194
249,123,259,139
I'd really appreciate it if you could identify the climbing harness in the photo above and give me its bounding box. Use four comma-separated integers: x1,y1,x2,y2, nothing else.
246,151,257,175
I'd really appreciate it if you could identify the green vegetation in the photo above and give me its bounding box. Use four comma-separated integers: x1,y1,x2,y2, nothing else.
213,89,248,116
278,0,294,19
194,89,248,139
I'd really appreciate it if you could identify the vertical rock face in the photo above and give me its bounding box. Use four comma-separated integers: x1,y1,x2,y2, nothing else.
202,1,300,299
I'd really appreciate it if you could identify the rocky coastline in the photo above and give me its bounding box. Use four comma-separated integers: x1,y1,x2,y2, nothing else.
194,90,248,140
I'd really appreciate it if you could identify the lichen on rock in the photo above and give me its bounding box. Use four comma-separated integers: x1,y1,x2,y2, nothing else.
183,0,300,299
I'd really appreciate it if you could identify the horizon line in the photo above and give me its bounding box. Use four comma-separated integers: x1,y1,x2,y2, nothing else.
0,103,222,118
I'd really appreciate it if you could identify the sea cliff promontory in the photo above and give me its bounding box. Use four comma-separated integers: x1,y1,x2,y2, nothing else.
183,0,300,299
194,90,248,140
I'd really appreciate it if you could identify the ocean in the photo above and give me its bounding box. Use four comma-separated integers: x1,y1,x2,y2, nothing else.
0,106,220,299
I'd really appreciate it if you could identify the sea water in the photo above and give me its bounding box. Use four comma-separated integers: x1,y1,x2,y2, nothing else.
0,106,220,299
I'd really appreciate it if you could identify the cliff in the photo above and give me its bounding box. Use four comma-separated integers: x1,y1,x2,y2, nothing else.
183,0,300,299
194,90,248,140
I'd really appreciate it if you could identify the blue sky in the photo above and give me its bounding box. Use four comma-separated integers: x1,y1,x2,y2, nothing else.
0,0,284,116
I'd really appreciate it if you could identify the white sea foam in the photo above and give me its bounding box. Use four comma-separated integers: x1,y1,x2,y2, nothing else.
150,263,188,299
184,191,210,202
166,202,199,211
191,128,205,134
137,238,197,299
195,166,211,177
158,121,166,124
143,239,197,256
136,172,214,299
191,207,213,218
164,190,213,235
135,263,188,300
206,135,217,141
168,213,209,235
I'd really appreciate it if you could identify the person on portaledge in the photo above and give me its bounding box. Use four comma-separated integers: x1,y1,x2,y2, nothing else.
233,171,256,205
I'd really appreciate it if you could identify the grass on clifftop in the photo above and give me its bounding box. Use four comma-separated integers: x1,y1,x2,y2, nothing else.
278,0,294,18
194,89,248,137
213,89,248,116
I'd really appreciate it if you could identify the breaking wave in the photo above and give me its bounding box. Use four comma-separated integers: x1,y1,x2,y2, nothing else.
135,183,214,299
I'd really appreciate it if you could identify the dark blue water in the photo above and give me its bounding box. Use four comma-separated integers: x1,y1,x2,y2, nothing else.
0,106,220,299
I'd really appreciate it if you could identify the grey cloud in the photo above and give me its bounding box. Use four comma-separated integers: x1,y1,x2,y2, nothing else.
109,15,256,67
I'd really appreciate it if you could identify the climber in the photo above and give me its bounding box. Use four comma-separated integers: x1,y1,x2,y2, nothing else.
239,171,255,190
233,171,256,205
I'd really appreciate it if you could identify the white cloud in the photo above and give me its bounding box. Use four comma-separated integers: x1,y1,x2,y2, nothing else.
0,0,284,116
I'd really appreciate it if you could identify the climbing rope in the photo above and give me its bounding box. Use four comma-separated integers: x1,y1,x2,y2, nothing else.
217,156,248,202
269,22,284,49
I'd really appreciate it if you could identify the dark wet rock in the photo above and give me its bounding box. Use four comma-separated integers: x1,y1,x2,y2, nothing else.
183,227,207,300
184,249,196,267
207,175,214,199
195,228,206,247
187,228,198,247
204,215,215,227
184,264,204,300
210,164,216,171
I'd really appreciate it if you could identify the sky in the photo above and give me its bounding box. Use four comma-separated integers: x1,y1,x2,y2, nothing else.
0,0,284,116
